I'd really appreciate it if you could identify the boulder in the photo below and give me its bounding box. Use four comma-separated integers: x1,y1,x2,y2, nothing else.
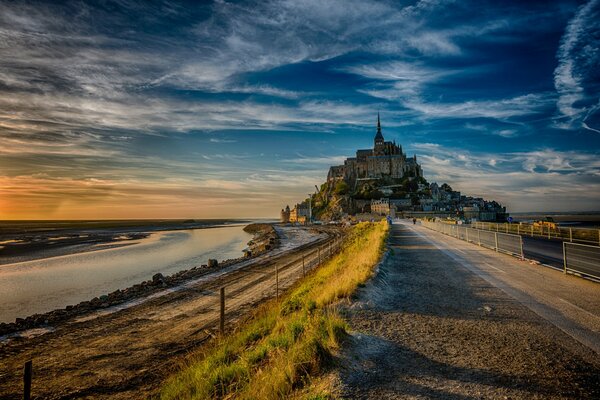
152,273,165,283
208,259,219,268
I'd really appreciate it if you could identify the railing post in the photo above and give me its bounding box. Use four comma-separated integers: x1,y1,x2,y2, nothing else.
23,360,32,400
219,287,225,336
569,228,572,243
520,237,524,260
494,232,498,252
562,242,567,274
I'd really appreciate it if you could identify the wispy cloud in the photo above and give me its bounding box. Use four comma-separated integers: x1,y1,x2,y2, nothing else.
553,0,600,132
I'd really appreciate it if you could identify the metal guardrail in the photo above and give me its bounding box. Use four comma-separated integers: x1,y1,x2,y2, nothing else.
563,242,600,280
472,221,600,246
422,221,523,258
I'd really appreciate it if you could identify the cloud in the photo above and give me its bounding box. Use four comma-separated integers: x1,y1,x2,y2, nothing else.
553,0,600,132
411,142,600,211
404,93,554,120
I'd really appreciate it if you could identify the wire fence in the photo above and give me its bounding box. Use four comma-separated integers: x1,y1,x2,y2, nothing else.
421,220,524,258
472,221,600,246
563,242,600,280
11,232,346,400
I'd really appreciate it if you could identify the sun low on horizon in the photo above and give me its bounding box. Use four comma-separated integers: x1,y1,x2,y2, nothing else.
1,0,599,220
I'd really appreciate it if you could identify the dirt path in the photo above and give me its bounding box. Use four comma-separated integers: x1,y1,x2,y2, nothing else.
0,227,342,399
334,222,600,399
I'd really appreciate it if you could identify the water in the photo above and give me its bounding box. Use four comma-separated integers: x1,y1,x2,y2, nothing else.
0,225,251,323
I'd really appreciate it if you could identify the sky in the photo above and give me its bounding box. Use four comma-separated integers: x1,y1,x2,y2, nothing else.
0,0,599,219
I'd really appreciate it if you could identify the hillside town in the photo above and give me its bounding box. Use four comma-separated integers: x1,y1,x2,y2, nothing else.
281,115,508,223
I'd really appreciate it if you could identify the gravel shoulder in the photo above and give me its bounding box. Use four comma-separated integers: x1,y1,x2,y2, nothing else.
333,222,600,399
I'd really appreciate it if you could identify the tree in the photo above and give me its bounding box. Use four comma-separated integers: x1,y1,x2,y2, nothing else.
334,181,349,195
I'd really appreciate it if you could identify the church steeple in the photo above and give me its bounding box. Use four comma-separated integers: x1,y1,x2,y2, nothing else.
374,112,384,144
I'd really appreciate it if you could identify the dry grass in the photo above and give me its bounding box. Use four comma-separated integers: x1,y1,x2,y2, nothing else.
159,221,388,400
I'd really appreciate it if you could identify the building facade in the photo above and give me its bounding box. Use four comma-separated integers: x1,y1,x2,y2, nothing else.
329,114,422,185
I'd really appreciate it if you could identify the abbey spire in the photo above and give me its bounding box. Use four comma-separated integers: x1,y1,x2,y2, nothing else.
374,112,384,144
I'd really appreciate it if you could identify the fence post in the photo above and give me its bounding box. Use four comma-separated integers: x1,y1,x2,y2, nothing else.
520,237,524,260
302,253,305,277
531,225,533,237
548,226,550,240
275,264,279,302
517,224,520,235
478,230,481,246
23,360,32,400
506,224,508,233
219,287,225,336
494,232,499,252
569,228,572,243
466,228,469,243
562,242,567,274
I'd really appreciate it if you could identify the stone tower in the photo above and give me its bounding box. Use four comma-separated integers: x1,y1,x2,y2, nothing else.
374,112,385,154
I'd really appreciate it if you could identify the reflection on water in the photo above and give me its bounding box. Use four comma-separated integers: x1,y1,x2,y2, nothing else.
0,226,251,323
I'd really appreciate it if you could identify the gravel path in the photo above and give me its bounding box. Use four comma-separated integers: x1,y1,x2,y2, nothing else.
334,222,600,399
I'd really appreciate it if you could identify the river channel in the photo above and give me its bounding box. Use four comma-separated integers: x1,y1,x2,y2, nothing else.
0,225,251,323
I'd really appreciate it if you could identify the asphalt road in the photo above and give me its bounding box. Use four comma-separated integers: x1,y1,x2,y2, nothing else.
522,235,565,269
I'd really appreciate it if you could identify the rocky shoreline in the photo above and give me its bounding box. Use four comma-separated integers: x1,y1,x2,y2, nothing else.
0,223,278,338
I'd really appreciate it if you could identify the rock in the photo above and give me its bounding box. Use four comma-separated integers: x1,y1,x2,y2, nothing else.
152,273,165,283
208,259,219,268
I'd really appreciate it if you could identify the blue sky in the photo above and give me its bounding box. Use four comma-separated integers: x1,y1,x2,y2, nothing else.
0,0,599,218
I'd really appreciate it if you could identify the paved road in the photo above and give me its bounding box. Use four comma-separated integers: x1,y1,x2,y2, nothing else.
522,235,565,268
336,222,600,399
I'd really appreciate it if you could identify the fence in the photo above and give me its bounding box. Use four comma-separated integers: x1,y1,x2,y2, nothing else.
563,242,600,280
12,232,345,399
421,220,523,258
472,221,600,246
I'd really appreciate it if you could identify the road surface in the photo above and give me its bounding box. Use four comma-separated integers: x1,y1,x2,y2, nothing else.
335,221,600,399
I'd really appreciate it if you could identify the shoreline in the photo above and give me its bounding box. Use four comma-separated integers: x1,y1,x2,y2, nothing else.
0,223,278,336
0,221,251,266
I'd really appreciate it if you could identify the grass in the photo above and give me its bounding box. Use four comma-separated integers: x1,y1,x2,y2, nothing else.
159,221,389,400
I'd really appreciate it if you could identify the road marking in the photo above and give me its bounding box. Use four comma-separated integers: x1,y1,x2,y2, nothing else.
483,262,506,273
558,297,599,319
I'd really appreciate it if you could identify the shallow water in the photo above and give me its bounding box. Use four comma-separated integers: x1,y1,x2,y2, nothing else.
0,225,251,323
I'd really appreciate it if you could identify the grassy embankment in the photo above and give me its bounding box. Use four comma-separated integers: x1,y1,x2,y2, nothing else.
159,221,389,399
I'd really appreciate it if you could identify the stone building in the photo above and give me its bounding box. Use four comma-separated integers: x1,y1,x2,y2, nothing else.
329,114,422,186
280,205,290,223
290,203,310,223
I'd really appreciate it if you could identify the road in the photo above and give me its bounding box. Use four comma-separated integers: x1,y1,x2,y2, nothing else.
336,221,600,399
0,226,343,399
522,235,565,269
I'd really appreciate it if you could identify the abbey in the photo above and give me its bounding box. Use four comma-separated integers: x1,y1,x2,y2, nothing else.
327,114,422,185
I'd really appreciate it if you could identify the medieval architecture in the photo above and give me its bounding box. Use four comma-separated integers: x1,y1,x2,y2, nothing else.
327,114,422,185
